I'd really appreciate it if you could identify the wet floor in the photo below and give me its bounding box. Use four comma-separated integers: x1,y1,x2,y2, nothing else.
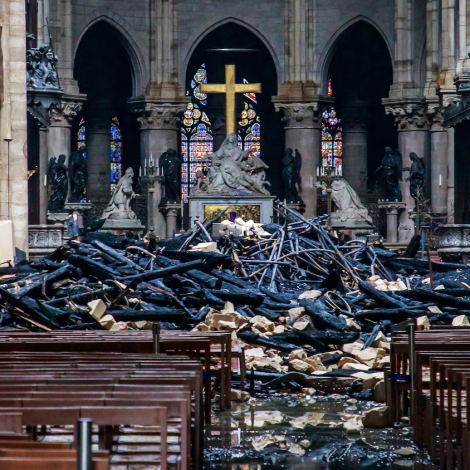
205,394,430,470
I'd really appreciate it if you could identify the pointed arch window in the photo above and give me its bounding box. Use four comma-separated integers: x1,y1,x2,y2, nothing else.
181,64,213,202
321,80,342,174
76,117,123,192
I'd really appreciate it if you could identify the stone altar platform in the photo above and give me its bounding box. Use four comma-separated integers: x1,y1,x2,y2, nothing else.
188,196,275,227
331,214,375,242
101,219,145,237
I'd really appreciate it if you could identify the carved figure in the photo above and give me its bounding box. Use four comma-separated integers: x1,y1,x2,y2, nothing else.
282,148,302,203
191,133,271,196
194,170,208,192
68,149,87,203
160,148,182,203
102,167,137,220
26,44,60,89
331,178,372,224
47,155,69,213
316,177,372,224
403,152,426,200
373,147,403,201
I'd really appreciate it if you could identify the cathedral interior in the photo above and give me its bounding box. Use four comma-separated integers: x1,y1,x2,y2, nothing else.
1,0,470,469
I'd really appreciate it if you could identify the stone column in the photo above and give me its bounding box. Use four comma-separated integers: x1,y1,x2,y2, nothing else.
338,101,369,192
38,127,49,224
447,126,455,222
1,0,29,260
60,0,79,94
131,102,185,168
86,100,113,203
427,104,448,214
384,101,431,241
274,103,323,218
164,205,179,238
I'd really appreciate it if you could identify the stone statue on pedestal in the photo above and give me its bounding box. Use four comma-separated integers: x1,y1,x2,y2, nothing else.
191,133,270,196
102,167,137,220
68,149,87,203
403,152,426,200
316,177,372,225
160,148,182,203
373,147,403,201
282,148,302,203
47,155,69,212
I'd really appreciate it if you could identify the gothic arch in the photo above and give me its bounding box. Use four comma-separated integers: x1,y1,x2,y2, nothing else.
318,16,394,95
181,17,281,84
73,9,148,96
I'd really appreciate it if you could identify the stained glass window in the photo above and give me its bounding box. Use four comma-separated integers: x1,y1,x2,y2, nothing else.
76,117,123,192
110,117,123,192
322,80,342,174
77,118,86,158
238,82,260,158
181,64,213,202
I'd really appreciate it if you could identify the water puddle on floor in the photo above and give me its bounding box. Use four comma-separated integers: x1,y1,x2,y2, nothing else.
204,394,429,470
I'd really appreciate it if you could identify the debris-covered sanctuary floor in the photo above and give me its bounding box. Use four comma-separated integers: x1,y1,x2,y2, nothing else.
205,395,429,470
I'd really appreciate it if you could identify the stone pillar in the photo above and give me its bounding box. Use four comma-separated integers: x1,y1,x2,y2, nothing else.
384,101,430,241
1,0,29,260
86,100,113,203
427,105,448,213
163,205,179,238
447,126,455,222
339,101,369,192
60,0,79,94
131,102,185,169
378,201,406,243
274,103,323,218
38,127,49,224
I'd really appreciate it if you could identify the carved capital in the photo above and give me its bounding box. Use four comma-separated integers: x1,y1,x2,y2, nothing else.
384,102,429,131
426,103,445,131
274,102,323,128
50,101,83,127
132,103,186,130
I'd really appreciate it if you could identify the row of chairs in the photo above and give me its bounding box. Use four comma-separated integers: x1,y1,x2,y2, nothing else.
0,327,240,469
388,323,470,470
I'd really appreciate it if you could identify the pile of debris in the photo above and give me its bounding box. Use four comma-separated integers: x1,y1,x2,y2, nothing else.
1,204,470,396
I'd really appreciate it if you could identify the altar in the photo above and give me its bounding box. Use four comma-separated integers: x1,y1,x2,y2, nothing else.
188,64,274,228
188,195,275,226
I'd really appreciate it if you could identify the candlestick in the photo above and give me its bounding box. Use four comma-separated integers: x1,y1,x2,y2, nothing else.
439,174,442,187
150,154,153,167
44,175,47,187
180,200,183,218
139,166,142,177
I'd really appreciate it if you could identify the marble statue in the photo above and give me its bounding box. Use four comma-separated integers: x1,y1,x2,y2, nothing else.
102,167,137,220
403,152,426,200
373,147,403,201
317,178,372,225
191,133,270,196
26,44,60,89
68,149,87,203
282,148,302,203
47,155,69,212
160,148,182,203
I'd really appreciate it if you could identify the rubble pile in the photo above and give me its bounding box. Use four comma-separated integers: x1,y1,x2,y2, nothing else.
1,203,470,397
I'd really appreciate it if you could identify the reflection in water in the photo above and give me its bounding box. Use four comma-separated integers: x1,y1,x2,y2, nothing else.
204,394,429,470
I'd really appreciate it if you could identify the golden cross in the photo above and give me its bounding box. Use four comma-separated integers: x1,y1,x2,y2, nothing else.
200,64,261,136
